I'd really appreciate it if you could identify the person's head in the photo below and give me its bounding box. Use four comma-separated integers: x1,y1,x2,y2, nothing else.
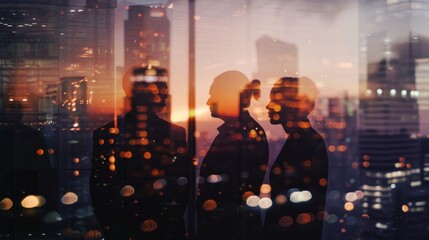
206,71,260,120
122,66,168,113
266,76,318,125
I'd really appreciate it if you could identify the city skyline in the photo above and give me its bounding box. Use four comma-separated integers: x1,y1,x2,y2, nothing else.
358,0,429,238
112,0,359,123
2,1,429,239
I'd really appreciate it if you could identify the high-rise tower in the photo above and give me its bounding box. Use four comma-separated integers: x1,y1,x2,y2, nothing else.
358,0,429,238
124,5,171,120
0,0,116,117
124,5,170,70
253,35,298,84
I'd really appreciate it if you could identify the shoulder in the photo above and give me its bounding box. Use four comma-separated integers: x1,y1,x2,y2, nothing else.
157,118,185,133
171,123,186,136
162,119,187,140
243,117,268,141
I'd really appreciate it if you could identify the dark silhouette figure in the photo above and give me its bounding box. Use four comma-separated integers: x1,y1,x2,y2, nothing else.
197,71,269,240
264,77,328,240
0,101,53,236
90,66,191,240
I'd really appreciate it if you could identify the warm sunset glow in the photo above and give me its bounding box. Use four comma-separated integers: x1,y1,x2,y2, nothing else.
1,1,426,239
171,107,209,122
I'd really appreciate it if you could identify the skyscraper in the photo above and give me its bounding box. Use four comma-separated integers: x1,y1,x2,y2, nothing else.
358,0,429,238
415,58,429,136
0,1,116,237
253,35,298,84
0,0,116,117
124,5,170,70
124,5,171,120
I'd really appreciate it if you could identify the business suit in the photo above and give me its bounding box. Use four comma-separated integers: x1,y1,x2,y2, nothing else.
197,111,269,240
0,105,53,236
90,111,190,240
264,76,329,240
264,125,328,240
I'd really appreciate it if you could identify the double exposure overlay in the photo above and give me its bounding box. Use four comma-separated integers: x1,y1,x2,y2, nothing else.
1,0,429,240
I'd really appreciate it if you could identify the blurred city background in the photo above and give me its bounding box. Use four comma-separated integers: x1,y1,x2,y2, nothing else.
1,0,429,239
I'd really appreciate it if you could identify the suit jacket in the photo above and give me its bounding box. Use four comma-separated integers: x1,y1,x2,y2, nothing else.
197,111,269,240
265,125,328,240
0,123,53,235
90,111,190,240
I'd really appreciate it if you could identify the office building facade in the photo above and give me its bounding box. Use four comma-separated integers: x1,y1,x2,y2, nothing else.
0,0,116,118
358,0,429,238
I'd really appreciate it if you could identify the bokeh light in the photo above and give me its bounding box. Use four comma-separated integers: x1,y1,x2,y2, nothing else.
36,148,44,156
202,199,217,211
259,197,273,209
260,184,271,194
61,192,78,205
290,190,312,203
355,190,364,200
345,192,358,202
177,177,188,186
246,195,260,207
120,185,135,197
279,216,294,227
297,213,313,224
141,219,158,232
207,174,222,183
0,198,13,210
344,202,354,211
85,229,102,239
242,191,254,201
274,194,287,205
44,211,62,223
21,195,45,208
153,178,167,190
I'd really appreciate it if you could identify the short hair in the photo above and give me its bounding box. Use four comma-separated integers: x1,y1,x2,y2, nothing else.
122,65,168,98
272,76,318,114
211,70,261,109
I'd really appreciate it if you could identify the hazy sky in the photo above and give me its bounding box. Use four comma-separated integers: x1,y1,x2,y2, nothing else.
114,0,359,122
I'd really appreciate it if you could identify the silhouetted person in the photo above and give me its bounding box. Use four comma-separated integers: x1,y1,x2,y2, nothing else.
0,101,52,236
197,71,269,240
90,66,190,240
264,77,328,240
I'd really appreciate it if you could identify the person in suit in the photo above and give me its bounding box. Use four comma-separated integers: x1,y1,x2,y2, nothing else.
90,66,191,240
0,101,53,236
197,71,269,240
264,77,329,240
